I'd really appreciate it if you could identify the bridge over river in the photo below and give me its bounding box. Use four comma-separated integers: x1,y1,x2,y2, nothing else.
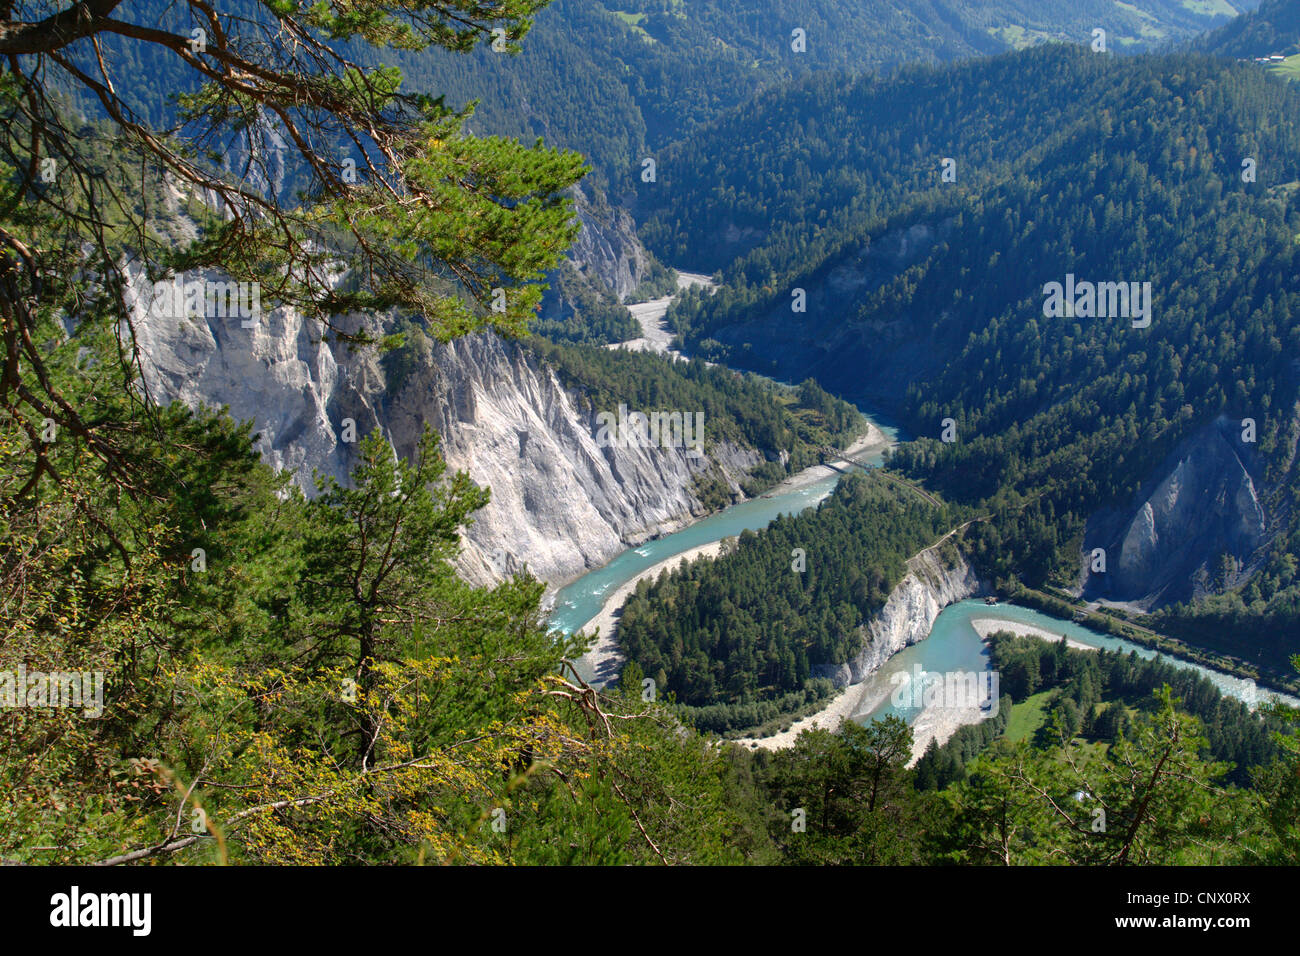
815,447,944,507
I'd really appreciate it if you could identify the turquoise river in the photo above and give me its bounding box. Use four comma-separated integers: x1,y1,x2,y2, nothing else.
547,412,1298,724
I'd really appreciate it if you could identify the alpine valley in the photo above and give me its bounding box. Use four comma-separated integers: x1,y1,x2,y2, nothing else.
5,0,1300,871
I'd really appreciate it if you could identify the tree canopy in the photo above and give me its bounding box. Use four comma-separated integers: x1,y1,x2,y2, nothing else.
1,0,584,505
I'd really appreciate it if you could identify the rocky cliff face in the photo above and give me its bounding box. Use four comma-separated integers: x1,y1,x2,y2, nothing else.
815,543,983,687
126,263,763,590
381,333,762,587
1082,415,1271,609
569,183,654,302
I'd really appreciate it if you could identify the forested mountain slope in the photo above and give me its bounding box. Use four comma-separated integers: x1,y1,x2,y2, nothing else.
1197,0,1300,56
361,0,1255,190
68,0,1253,191
641,47,1300,668
51,1,1255,344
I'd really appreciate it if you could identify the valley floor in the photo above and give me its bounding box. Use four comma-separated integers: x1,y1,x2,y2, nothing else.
606,271,715,356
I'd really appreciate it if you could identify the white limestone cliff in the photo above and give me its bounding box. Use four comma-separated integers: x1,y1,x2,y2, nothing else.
814,543,983,688
125,263,762,591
